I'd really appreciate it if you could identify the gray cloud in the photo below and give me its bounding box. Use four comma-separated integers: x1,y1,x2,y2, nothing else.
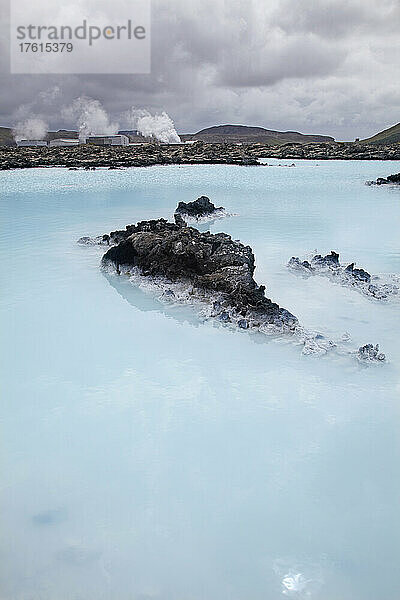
0,0,399,140
272,0,400,38
218,36,346,87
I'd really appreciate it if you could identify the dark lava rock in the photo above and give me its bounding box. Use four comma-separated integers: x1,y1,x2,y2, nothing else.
77,236,94,245
312,251,339,267
77,233,112,246
289,251,339,272
175,196,224,219
358,344,385,362
288,257,314,272
102,218,297,328
174,213,187,228
373,172,400,185
289,249,398,302
345,263,371,283
1,143,399,172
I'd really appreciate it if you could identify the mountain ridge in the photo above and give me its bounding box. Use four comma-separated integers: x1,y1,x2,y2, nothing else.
183,124,335,145
361,123,400,144
2,122,400,146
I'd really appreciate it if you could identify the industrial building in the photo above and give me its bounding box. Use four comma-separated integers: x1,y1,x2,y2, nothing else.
49,138,79,147
16,140,48,147
16,135,130,148
86,134,129,146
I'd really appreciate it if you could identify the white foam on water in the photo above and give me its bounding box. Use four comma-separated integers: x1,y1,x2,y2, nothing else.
179,208,236,224
282,572,308,595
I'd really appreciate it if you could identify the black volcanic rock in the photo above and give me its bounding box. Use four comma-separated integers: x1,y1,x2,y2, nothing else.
101,219,297,328
1,142,400,170
345,263,371,283
175,196,224,219
77,219,388,359
288,251,339,273
312,251,339,268
174,213,187,228
374,172,400,185
288,250,398,300
358,344,385,362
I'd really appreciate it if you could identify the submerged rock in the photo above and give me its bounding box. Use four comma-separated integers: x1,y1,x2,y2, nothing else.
175,195,225,221
312,251,340,268
77,233,112,246
287,256,315,273
367,172,400,185
344,262,371,283
288,251,341,273
358,344,385,362
288,250,398,301
101,218,297,330
78,218,388,363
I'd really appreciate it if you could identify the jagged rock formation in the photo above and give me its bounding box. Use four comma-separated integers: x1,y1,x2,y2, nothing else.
367,172,400,185
357,344,385,362
0,144,258,170
100,218,297,330
174,196,225,221
288,251,398,300
78,218,387,362
78,196,228,247
253,142,400,161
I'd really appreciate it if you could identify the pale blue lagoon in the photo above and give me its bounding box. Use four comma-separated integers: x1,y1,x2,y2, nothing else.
1,160,400,600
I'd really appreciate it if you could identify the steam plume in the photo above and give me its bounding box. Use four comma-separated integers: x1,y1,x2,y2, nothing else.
63,97,119,142
127,108,181,144
13,118,48,142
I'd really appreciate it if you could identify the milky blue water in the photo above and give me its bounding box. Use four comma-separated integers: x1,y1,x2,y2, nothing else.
1,160,400,600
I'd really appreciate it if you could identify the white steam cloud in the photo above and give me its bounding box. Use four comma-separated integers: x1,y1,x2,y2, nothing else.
13,117,48,142
12,93,181,145
63,97,119,142
38,86,61,104
126,108,181,144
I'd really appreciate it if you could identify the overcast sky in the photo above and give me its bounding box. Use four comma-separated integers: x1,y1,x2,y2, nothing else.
0,0,399,140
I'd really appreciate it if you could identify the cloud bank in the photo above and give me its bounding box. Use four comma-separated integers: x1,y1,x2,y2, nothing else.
0,0,399,140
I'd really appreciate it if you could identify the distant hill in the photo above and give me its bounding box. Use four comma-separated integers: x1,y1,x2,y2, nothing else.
183,124,335,145
0,127,15,146
8,122,400,147
361,123,400,145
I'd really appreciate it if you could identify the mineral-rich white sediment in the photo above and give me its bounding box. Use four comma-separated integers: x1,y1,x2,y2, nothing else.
288,251,399,301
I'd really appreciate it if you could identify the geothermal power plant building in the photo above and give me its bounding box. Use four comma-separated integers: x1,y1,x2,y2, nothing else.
49,138,79,147
16,140,48,147
86,135,129,146
16,135,130,147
